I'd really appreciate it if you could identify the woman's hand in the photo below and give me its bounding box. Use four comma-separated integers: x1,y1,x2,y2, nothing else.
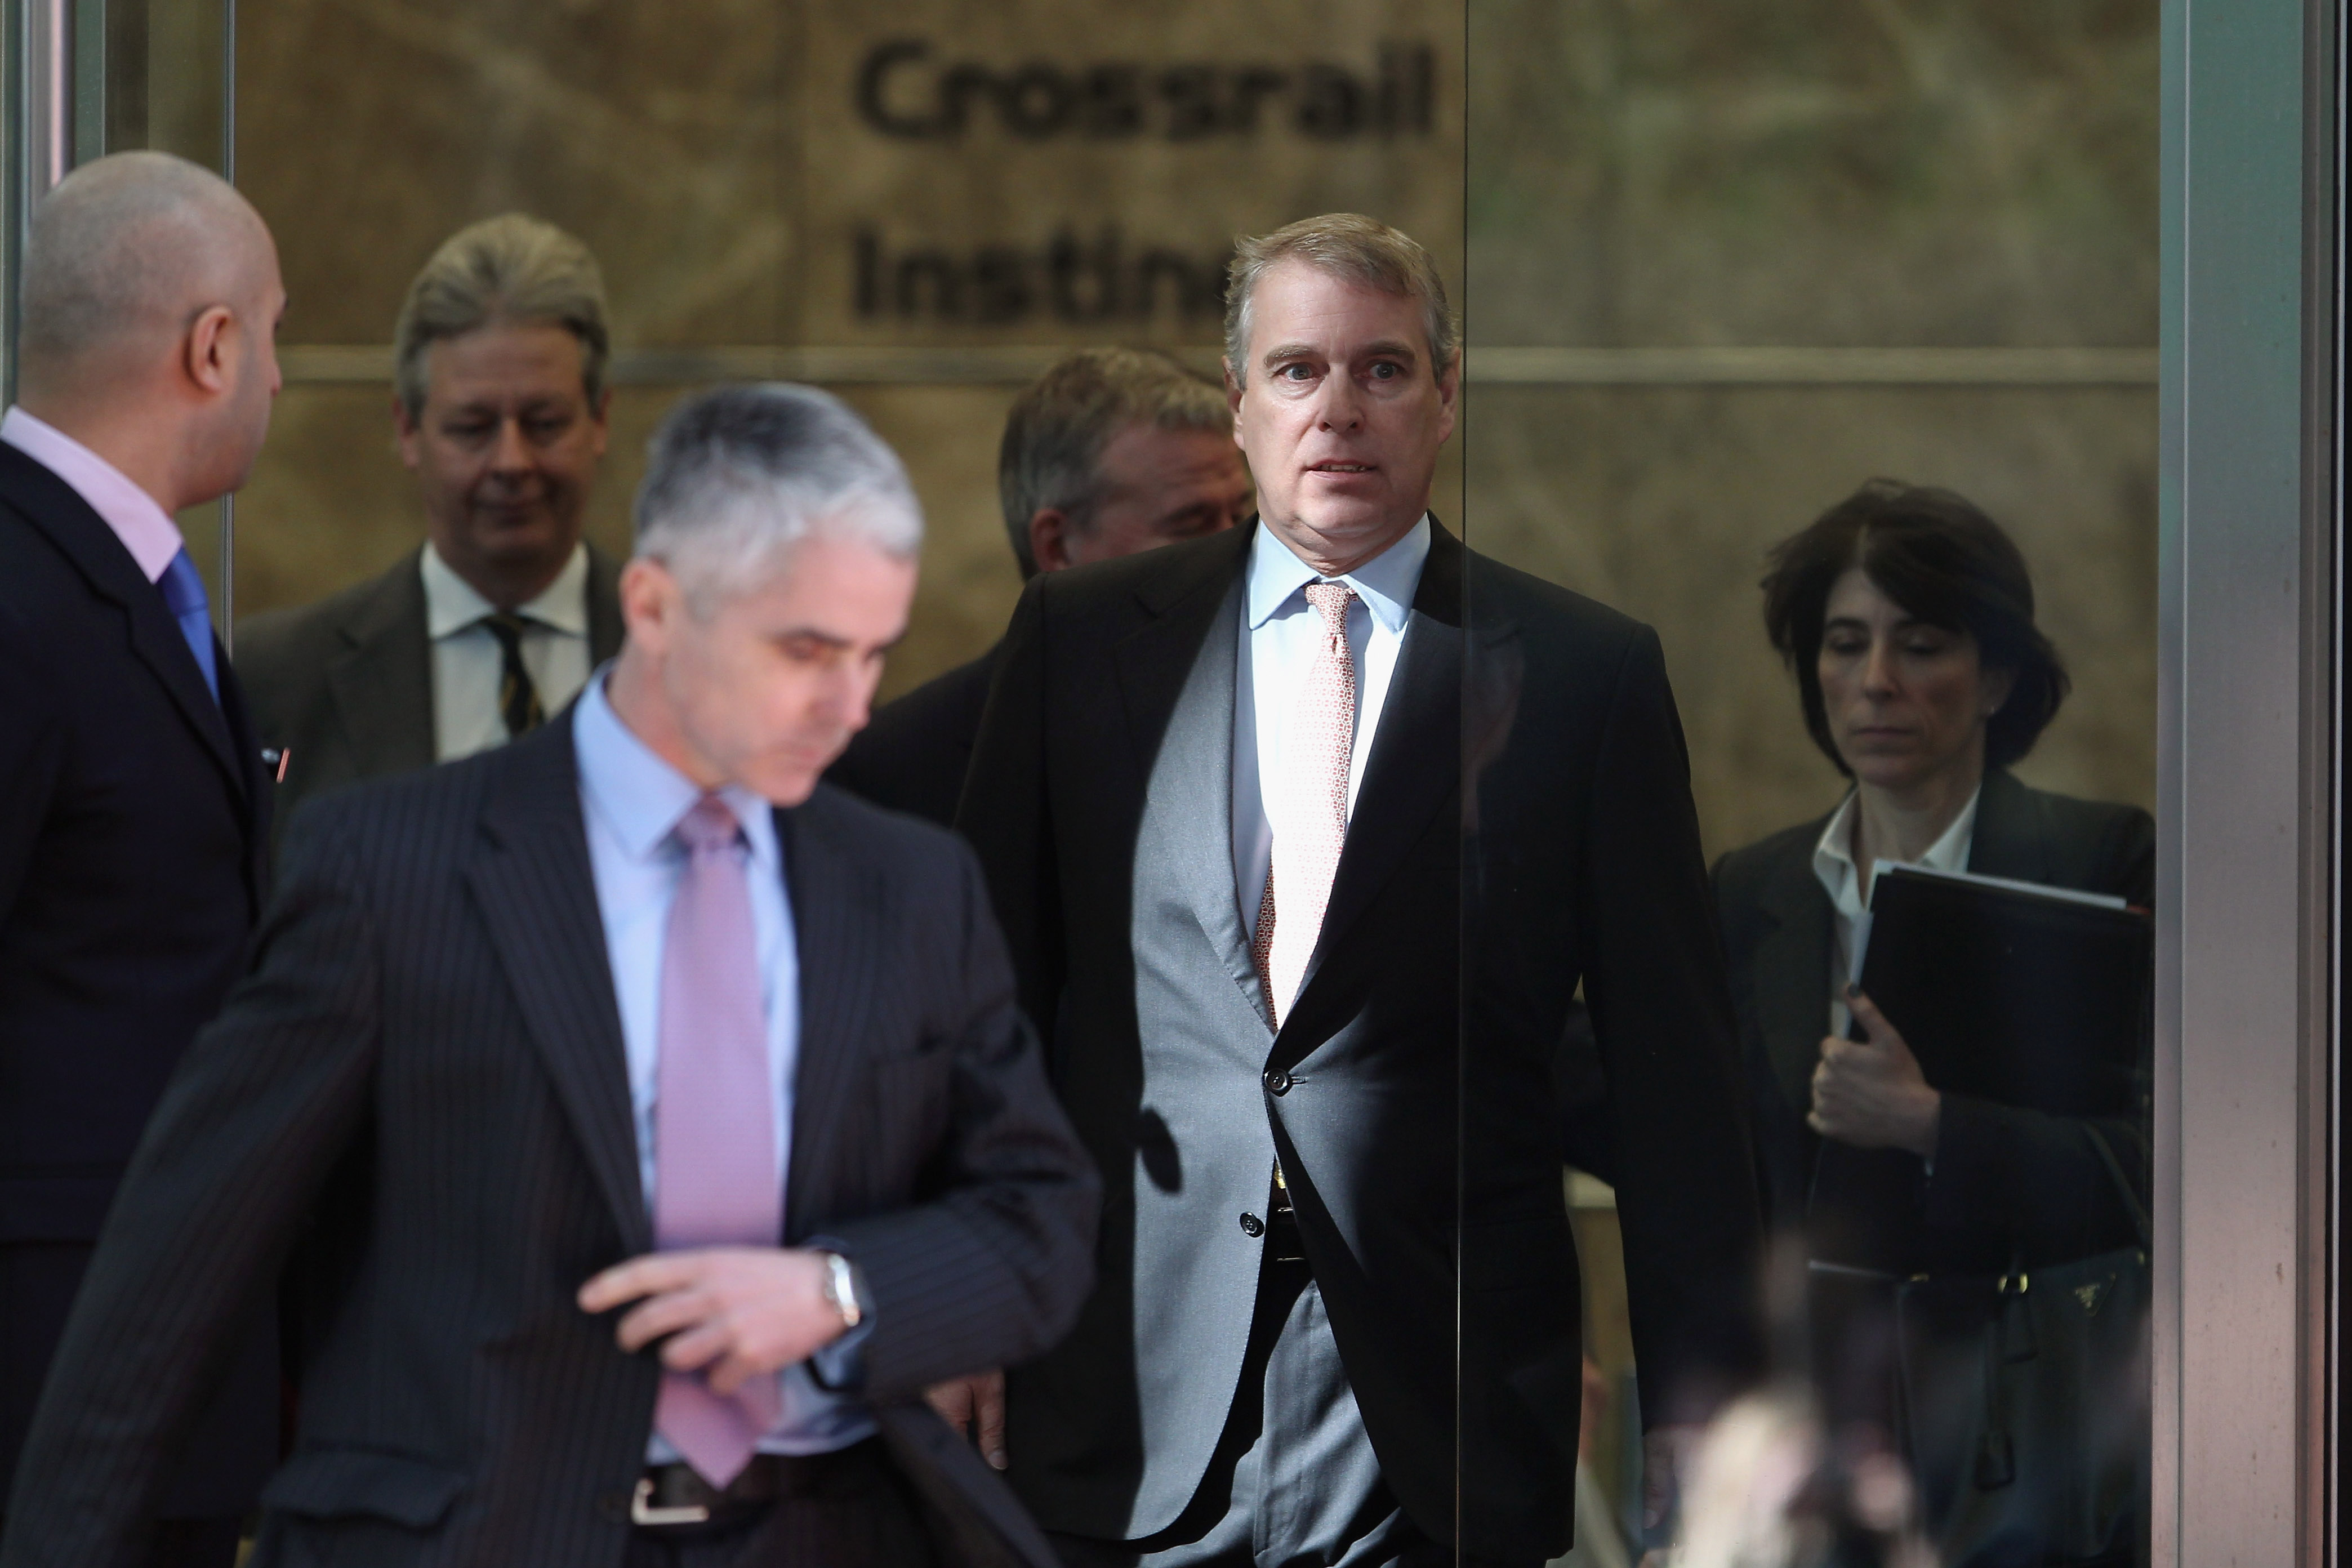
1808,988,1941,1159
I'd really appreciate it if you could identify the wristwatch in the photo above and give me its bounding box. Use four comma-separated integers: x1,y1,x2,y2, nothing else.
816,1250,865,1331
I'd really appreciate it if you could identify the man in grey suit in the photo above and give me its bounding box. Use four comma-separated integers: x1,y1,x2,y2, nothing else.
238,213,624,839
959,216,1762,1566
0,385,1099,1568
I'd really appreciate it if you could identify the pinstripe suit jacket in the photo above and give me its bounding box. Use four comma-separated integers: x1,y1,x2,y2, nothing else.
0,716,1100,1568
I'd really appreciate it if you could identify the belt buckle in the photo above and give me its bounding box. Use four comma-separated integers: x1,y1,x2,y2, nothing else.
631,1476,711,1527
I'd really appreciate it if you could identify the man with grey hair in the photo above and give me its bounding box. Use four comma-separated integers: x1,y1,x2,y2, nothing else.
2,384,1098,1568
0,150,284,1568
960,214,1763,1566
240,212,625,845
831,346,1250,827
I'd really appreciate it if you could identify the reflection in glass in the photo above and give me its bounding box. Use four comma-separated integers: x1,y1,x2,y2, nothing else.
1464,1,2158,1562
1717,482,2151,1563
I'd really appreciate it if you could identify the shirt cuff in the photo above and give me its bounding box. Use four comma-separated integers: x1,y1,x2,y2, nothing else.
803,1242,875,1394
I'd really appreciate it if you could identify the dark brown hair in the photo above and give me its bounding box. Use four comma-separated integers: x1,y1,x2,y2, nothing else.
1761,479,2069,774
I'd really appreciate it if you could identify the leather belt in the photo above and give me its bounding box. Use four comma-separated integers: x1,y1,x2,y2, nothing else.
632,1449,862,1529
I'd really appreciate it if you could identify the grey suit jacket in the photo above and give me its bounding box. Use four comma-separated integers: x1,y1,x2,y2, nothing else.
961,522,1763,1562
0,719,1100,1568
236,542,626,853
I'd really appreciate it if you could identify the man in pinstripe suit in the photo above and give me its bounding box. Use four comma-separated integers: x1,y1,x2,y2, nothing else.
0,385,1100,1568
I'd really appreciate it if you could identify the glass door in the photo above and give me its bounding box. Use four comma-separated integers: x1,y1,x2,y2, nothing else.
1461,2,2162,1561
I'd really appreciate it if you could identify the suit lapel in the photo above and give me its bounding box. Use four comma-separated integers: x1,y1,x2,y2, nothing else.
464,721,649,1253
1962,768,2051,884
328,550,437,779
1139,577,1264,1017
0,444,247,800
1111,525,1256,804
778,795,885,1237
1283,524,1465,1034
1751,830,1836,1117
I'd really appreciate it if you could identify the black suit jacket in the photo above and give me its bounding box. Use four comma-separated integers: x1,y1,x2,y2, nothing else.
828,642,1004,827
959,522,1762,1562
1712,767,2156,1275
236,542,626,852
0,442,279,1517
0,719,1099,1567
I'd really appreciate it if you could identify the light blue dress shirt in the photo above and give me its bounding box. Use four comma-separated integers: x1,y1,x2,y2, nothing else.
572,670,874,1458
1231,514,1433,945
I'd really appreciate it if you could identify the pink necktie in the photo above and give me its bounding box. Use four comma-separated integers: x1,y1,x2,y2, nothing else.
653,795,782,1487
1253,582,1358,1029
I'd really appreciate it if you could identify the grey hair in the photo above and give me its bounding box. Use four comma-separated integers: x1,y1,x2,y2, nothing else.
634,384,923,605
19,151,264,375
394,213,609,421
997,346,1230,578
1223,213,1459,389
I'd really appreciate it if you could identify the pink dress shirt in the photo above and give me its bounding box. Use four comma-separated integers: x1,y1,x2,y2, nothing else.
0,406,186,582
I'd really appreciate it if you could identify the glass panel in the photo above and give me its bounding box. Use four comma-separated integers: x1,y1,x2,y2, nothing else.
84,0,235,616
216,0,1476,1561
1463,2,2159,1562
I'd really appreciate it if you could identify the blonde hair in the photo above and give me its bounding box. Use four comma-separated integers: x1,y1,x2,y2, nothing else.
393,213,608,419
1222,213,1458,388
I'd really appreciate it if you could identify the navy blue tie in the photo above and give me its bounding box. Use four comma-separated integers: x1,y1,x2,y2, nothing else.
158,549,220,705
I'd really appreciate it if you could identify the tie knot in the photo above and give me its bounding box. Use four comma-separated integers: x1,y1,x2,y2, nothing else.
159,549,209,618
674,795,743,856
482,610,532,653
1302,580,1355,630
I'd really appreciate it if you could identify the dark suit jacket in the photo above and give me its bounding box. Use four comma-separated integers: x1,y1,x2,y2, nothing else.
1712,767,2156,1275
236,542,626,851
0,442,279,1517
959,522,1763,1562
0,719,1099,1568
828,642,1004,827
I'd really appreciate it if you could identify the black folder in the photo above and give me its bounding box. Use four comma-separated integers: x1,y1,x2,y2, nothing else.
1806,864,2151,1271
1856,863,2151,1117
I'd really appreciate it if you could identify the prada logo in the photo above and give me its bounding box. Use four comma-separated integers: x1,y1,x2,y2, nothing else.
2074,1278,2112,1316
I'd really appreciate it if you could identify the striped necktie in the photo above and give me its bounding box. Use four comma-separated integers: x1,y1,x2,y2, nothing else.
481,611,545,737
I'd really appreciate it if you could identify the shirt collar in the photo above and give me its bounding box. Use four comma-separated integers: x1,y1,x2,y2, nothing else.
573,665,779,877
422,540,592,640
1245,514,1431,634
1811,783,1983,908
0,406,186,584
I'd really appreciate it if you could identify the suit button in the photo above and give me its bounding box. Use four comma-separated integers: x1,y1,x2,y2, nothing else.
1263,1069,1292,1095
1239,1213,1265,1237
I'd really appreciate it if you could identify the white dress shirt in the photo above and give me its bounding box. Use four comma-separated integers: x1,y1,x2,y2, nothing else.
1811,784,1981,1039
1231,515,1433,987
0,406,186,582
422,541,593,762
572,670,872,1458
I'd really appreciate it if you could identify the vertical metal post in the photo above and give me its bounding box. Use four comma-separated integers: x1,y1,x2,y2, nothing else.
215,0,233,645
6,0,73,403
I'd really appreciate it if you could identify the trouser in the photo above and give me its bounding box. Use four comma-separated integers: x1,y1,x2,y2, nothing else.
621,1438,936,1568
1050,1240,1494,1568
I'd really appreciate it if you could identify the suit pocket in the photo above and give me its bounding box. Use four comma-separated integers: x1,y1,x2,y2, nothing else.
260,1446,467,1527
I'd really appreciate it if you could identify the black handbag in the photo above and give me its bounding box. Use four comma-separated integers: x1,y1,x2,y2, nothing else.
1893,1126,2151,1567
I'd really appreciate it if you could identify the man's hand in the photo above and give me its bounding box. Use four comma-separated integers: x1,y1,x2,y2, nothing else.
1808,988,1941,1158
577,1246,848,1395
925,1369,1008,1469
1642,1422,1705,1533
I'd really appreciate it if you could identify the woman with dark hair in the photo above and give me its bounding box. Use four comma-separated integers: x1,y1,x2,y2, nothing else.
1713,479,2152,1565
